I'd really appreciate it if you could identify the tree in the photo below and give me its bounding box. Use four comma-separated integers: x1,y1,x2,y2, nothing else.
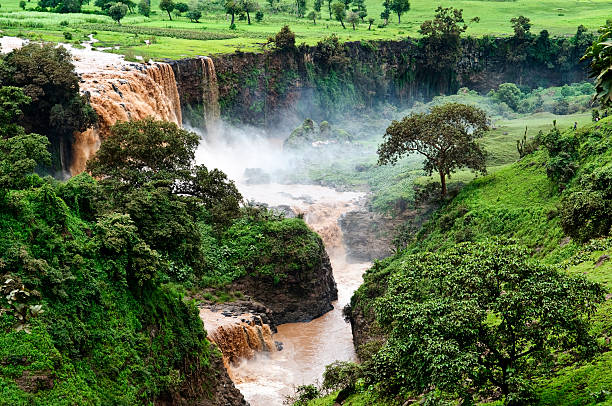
352,0,366,21
266,25,296,51
492,83,522,111
19,1,26,9
389,0,408,23
582,20,612,106
371,242,604,403
378,103,488,196
86,118,242,228
380,0,390,25
159,0,174,20
313,0,321,12
224,0,240,26
326,0,332,19
0,86,51,191
306,10,318,24
295,0,306,17
367,16,374,30
186,8,201,21
174,1,188,14
108,2,128,24
418,7,479,72
346,10,359,30
240,0,259,24
510,15,531,39
331,1,346,29
0,44,96,172
255,9,263,21
137,0,150,16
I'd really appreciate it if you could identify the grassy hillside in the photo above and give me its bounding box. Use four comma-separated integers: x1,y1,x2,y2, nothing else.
304,117,612,405
0,0,611,57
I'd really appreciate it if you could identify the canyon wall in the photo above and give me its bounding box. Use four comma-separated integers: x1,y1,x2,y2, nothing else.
195,36,588,128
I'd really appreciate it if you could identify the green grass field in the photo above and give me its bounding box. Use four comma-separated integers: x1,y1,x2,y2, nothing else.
1,0,612,57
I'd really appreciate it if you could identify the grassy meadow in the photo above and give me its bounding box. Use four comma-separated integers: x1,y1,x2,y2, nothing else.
1,0,612,57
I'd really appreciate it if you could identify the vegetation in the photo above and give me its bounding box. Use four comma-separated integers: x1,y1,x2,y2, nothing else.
330,116,612,406
0,49,327,403
377,103,488,196
0,0,610,57
582,20,612,106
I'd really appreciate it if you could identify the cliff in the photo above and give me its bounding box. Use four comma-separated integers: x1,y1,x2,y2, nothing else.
168,34,589,128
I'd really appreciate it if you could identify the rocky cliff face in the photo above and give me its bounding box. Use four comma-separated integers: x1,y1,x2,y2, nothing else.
155,351,248,406
230,238,338,324
168,36,588,128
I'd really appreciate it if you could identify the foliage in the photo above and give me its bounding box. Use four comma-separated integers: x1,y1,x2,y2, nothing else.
267,25,296,51
186,8,201,21
87,118,242,230
0,86,51,191
491,83,522,111
108,2,128,23
370,242,604,403
582,20,612,106
159,0,174,20
418,6,478,72
388,0,408,24
331,2,346,29
378,103,488,196
137,0,150,16
0,44,96,171
511,15,531,39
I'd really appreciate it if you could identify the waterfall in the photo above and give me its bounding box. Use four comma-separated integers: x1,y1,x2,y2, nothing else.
200,307,277,373
201,56,221,134
70,62,182,175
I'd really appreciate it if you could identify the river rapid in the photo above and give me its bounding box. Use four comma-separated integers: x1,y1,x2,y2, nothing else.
195,131,371,405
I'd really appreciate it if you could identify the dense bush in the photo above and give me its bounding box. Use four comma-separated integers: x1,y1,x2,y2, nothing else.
368,242,604,403
560,190,611,242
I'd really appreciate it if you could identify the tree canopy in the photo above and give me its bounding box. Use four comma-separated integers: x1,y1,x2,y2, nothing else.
377,103,488,196
371,241,604,404
582,20,612,106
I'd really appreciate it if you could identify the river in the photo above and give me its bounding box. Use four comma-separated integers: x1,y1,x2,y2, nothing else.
196,133,371,405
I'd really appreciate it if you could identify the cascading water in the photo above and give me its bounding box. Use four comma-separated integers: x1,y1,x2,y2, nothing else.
200,56,221,133
195,132,372,405
71,62,183,174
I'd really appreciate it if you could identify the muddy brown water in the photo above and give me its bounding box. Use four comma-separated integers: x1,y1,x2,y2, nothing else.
232,184,371,405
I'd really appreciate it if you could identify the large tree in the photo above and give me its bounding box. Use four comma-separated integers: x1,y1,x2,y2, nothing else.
0,44,96,171
159,0,175,20
372,242,604,404
331,1,346,29
86,118,242,227
377,103,488,196
0,86,50,191
389,0,408,23
582,20,612,106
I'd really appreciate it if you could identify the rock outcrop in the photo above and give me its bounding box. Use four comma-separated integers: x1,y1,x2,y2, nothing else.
230,238,338,324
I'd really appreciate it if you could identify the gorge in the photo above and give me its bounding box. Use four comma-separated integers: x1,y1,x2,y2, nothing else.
2,29,598,405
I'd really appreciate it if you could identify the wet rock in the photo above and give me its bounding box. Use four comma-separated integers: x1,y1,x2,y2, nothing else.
339,210,395,262
230,239,337,324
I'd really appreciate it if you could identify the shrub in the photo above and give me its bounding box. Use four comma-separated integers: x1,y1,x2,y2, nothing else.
63,31,72,40
267,25,295,51
560,191,611,242
322,361,362,392
255,9,263,21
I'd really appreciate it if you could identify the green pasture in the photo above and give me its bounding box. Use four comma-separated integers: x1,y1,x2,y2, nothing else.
1,0,612,57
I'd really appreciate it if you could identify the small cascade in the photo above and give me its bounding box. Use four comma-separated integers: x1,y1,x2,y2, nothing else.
71,62,182,175
199,308,277,370
200,56,221,134
210,320,276,365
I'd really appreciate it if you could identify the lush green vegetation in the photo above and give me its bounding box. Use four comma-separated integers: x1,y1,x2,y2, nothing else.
0,44,326,403
302,117,612,405
0,0,611,58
